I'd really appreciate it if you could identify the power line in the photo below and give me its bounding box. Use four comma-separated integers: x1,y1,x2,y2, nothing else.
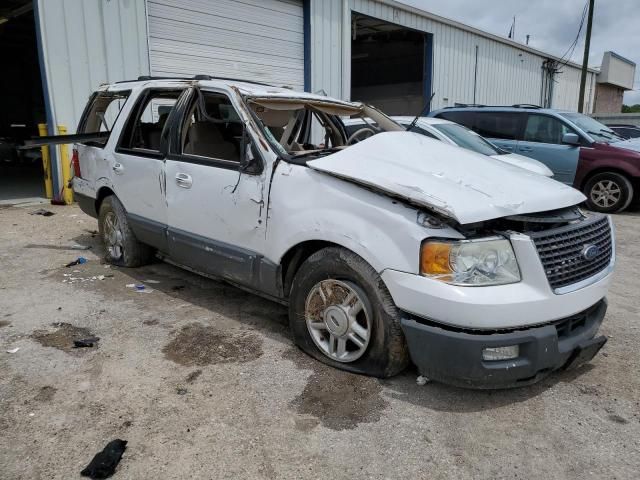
556,0,589,68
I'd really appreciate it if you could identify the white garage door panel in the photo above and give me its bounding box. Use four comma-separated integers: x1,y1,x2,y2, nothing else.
147,0,304,89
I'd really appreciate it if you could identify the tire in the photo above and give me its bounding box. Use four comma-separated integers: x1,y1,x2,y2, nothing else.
584,172,634,213
98,195,153,267
288,246,409,378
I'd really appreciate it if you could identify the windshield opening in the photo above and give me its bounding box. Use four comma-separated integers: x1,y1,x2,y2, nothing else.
432,123,499,156
246,97,403,160
558,112,624,143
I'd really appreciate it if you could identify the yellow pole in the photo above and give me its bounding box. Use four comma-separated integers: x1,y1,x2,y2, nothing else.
57,125,74,205
38,123,53,199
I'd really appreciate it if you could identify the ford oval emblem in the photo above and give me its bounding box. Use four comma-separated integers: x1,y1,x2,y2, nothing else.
582,244,600,261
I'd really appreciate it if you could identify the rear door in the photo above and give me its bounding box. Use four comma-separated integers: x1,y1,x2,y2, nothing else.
111,87,187,251
517,113,580,184
165,89,268,289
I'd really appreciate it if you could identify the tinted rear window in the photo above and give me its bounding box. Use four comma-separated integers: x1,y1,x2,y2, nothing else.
474,112,523,140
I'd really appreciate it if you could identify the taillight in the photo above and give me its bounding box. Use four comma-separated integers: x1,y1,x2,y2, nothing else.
72,148,81,178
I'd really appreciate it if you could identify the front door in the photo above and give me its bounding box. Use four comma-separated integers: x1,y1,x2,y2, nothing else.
516,113,581,184
165,89,268,289
111,88,186,251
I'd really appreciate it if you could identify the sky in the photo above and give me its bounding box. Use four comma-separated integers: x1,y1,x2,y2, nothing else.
398,0,640,105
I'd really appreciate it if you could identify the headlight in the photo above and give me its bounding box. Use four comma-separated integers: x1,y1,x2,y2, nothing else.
420,237,521,286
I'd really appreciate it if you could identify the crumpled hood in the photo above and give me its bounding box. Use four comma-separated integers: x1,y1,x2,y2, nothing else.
308,132,585,224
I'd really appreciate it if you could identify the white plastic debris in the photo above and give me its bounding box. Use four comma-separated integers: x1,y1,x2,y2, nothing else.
416,375,430,386
97,275,105,280
144,279,160,284
6,348,20,354
126,284,136,288
71,244,90,250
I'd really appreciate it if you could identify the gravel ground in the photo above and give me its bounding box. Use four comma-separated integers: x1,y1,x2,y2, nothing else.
0,203,639,479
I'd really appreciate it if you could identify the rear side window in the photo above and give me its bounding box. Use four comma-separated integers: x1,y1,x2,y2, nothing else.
474,112,524,140
523,114,576,144
118,89,183,154
77,91,130,147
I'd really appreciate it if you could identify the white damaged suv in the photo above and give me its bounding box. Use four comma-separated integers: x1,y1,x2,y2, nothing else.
58,76,613,388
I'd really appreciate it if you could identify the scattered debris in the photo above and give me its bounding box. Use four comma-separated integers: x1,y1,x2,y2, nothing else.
416,375,430,386
143,279,160,284
177,388,188,395
29,208,55,217
6,347,20,354
142,319,159,326
608,414,629,424
71,244,91,250
65,257,87,268
135,284,146,291
0,320,11,328
80,439,127,479
73,337,100,348
171,285,186,291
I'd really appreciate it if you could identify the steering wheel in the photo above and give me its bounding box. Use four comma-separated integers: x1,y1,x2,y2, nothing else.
347,127,376,145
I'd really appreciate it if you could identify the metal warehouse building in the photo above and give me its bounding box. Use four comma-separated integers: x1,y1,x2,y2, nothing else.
2,0,598,200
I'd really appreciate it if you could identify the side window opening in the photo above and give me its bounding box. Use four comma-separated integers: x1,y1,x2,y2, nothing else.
119,89,182,153
77,90,130,147
181,91,243,162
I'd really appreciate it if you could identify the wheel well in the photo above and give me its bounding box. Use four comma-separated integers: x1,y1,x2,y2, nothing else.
95,187,114,213
280,240,339,297
580,167,634,191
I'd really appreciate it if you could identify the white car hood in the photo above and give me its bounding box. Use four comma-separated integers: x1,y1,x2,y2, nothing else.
307,132,585,224
490,152,554,177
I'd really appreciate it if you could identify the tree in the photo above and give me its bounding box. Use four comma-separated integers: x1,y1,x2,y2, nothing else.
622,104,640,113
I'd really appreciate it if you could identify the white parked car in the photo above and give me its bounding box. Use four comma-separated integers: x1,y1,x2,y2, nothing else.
36,76,614,388
344,116,554,177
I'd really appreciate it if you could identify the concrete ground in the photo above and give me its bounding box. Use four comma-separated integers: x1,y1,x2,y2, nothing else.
0,203,639,480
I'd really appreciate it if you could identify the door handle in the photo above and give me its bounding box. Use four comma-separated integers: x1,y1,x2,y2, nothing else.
175,173,193,189
112,163,124,175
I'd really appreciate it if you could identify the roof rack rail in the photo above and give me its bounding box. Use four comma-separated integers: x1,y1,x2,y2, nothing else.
512,104,542,109
114,75,274,87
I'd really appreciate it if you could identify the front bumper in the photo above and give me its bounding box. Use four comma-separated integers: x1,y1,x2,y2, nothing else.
401,299,607,389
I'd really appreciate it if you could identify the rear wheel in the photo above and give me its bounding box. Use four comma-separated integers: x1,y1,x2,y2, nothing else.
98,196,153,267
288,246,408,378
584,172,634,213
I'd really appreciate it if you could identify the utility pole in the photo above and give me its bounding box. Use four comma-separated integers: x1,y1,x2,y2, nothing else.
578,0,595,113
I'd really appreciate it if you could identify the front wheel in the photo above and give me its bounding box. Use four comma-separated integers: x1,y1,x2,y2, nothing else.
288,247,408,377
98,195,153,267
584,172,634,213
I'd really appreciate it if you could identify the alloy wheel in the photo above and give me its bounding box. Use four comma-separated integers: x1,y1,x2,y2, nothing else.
304,279,371,363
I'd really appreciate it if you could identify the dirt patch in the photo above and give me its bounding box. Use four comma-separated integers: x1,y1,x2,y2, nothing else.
162,323,263,366
284,348,387,431
0,320,11,328
143,319,159,326
185,370,202,383
33,386,57,402
31,323,96,352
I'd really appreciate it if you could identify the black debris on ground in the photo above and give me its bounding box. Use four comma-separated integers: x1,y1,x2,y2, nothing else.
73,337,100,348
29,209,55,217
80,439,127,479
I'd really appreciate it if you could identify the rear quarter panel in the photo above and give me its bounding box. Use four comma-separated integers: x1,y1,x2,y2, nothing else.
574,143,640,189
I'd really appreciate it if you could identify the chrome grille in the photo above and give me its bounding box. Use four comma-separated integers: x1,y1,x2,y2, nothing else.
531,215,612,290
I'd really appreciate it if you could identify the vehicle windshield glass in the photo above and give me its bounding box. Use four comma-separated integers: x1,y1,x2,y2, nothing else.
432,123,499,156
558,112,624,143
246,97,403,160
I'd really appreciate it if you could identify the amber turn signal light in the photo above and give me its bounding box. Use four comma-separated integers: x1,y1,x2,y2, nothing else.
420,241,453,275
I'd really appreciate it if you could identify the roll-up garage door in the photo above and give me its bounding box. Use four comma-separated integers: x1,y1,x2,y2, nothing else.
147,0,304,90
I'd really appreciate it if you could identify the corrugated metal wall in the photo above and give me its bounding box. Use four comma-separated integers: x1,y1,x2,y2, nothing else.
37,0,150,133
146,0,304,89
309,0,596,113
